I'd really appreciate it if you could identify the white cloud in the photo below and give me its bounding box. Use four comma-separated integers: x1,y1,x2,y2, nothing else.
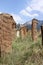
28,13,38,17
0,12,2,14
26,6,32,12
20,10,30,16
20,9,38,17
30,0,43,12
31,14,39,17
20,0,43,18
20,0,41,18
11,14,23,24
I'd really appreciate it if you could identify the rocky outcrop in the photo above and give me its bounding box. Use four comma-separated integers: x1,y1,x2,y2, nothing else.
0,13,16,56
32,18,38,41
20,26,28,38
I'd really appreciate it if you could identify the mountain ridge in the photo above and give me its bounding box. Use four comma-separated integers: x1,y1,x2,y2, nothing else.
23,20,43,30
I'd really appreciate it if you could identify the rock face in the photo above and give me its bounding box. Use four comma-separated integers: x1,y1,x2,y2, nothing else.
12,21,16,39
41,25,43,45
32,19,38,41
20,26,28,38
0,13,16,56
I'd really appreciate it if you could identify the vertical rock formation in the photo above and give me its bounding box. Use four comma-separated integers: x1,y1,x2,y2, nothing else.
12,22,16,39
0,13,16,57
20,26,27,38
32,18,38,41
41,25,43,45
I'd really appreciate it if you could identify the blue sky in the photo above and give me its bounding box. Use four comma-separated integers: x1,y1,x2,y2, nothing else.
0,0,43,24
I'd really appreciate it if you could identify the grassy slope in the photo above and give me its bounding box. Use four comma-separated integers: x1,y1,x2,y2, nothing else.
0,35,43,65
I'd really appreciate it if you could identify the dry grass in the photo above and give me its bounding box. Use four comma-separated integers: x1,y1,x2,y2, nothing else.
0,34,43,65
